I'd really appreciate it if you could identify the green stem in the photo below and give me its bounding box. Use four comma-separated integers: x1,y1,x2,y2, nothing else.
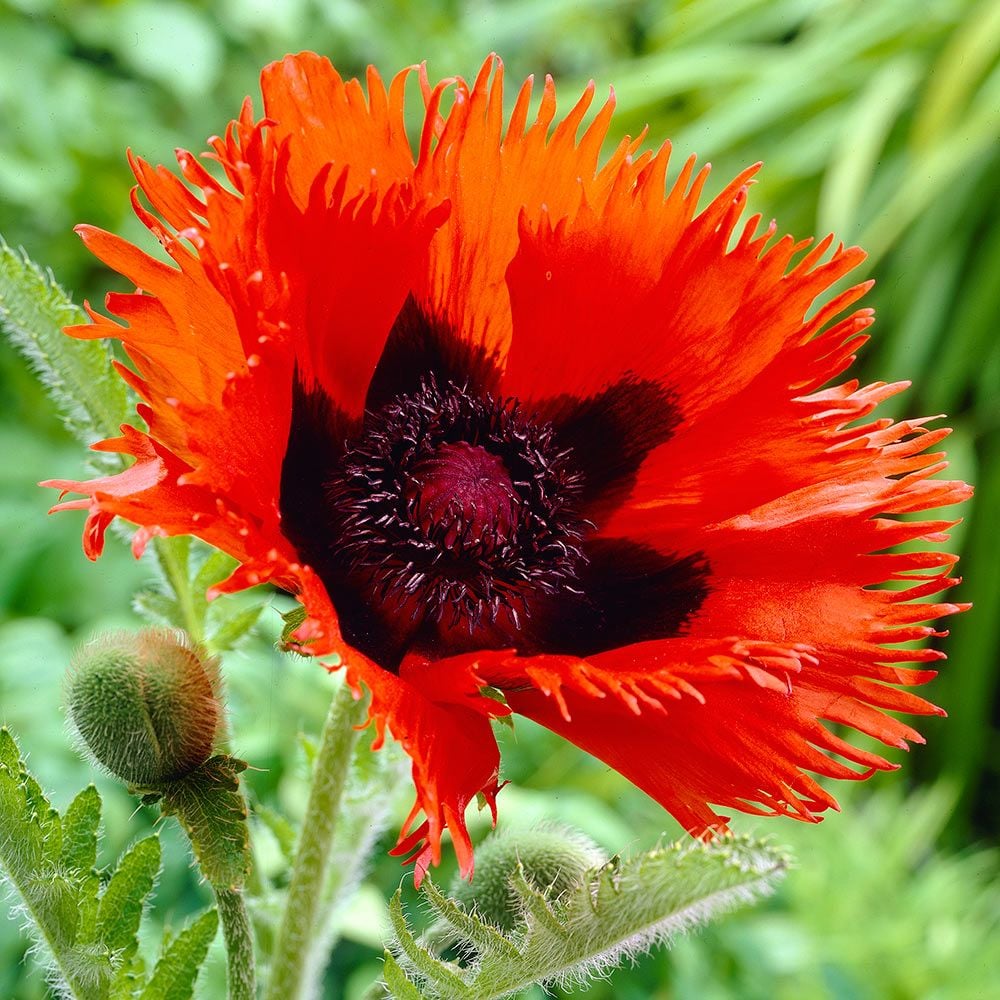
216,886,256,1000
154,538,204,644
265,678,368,1000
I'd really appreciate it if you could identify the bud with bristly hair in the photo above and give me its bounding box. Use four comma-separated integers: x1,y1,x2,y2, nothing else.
450,825,608,932
64,629,223,787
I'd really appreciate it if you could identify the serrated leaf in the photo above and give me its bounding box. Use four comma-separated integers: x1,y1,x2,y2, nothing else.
0,236,129,447
97,835,161,954
388,892,470,997
0,728,20,769
421,879,520,962
192,549,238,595
0,758,46,875
109,950,148,1000
139,908,218,1000
61,785,101,873
28,871,80,947
278,605,308,653
159,755,251,889
208,601,264,652
0,728,165,999
382,951,425,1000
384,835,788,999
0,734,217,997
133,588,184,628
507,870,564,936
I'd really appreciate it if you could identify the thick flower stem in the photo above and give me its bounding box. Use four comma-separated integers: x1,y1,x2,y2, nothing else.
265,677,368,1000
216,886,256,1000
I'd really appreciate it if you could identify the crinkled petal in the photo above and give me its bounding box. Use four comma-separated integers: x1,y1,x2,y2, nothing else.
348,650,511,883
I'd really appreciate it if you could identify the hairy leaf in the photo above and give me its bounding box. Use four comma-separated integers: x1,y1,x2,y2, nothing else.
61,786,101,873
383,835,788,999
157,754,251,890
0,236,128,448
0,730,151,998
0,728,214,1000
141,538,263,653
96,836,161,955
139,909,219,1000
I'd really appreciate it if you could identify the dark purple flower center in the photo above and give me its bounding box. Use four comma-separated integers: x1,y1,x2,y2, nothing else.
279,305,709,670
324,378,587,656
404,441,520,554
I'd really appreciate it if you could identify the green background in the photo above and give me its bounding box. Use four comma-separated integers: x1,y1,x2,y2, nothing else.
1,0,998,997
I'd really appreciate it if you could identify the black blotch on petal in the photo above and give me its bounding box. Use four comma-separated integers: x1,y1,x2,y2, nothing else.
280,378,417,666
538,375,680,523
365,294,503,413
535,538,709,657
279,373,358,577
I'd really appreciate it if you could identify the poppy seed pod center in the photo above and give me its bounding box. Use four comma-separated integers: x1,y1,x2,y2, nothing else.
323,378,588,661
405,441,520,553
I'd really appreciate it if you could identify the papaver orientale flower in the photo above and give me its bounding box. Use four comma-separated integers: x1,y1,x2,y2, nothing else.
45,53,971,881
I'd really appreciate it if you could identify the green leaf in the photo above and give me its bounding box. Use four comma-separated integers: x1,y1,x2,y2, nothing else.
192,548,238,596
381,951,426,1000
139,909,219,1000
0,236,128,448
254,803,298,868
817,56,920,240
147,537,263,652
158,754,251,889
388,891,470,997
96,836,161,954
0,735,46,875
132,588,184,628
0,727,167,999
61,785,101,872
278,605,309,653
383,835,788,999
208,601,265,653
422,878,520,962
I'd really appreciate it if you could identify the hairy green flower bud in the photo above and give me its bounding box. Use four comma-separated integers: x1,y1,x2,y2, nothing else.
450,825,608,932
65,629,223,787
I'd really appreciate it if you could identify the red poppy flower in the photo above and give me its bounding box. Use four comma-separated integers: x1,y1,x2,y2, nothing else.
46,53,971,882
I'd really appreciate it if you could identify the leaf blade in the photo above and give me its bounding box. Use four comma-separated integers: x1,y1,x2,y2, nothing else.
0,236,128,446
139,908,219,1000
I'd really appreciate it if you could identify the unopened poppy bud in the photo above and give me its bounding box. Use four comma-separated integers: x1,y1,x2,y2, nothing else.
450,825,608,931
65,629,222,787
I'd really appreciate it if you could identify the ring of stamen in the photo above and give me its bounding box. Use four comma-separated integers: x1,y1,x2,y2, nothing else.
325,378,587,639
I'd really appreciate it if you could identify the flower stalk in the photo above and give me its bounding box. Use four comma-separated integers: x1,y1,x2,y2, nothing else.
217,886,257,1000
265,676,369,1000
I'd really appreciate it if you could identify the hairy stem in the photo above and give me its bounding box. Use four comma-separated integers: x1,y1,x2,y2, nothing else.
265,677,368,1000
154,537,204,644
216,886,257,1000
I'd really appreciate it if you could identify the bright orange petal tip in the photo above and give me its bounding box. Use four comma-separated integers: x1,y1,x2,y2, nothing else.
46,51,970,880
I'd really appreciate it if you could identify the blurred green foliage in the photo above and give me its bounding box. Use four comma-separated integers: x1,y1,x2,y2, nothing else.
1,0,998,997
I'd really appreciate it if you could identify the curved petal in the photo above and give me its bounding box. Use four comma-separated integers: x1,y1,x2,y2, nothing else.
412,56,648,378
260,53,416,205
502,148,867,417
489,433,969,833
349,650,511,884
496,630,942,835
45,70,445,598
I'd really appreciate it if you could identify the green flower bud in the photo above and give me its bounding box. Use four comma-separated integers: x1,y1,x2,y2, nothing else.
65,629,223,787
450,825,608,932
